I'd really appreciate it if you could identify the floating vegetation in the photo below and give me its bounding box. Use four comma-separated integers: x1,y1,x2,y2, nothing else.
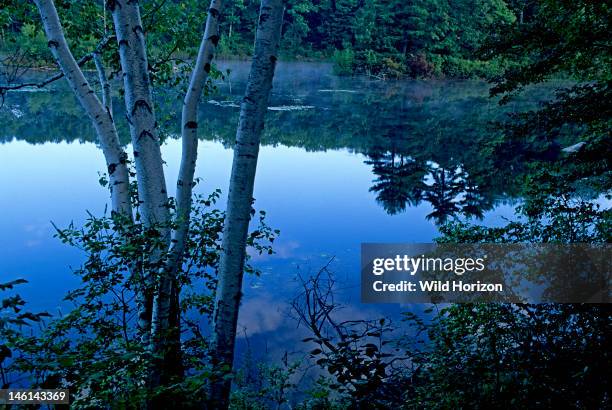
268,105,315,111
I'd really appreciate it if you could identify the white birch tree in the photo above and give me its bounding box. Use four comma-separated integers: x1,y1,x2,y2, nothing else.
34,0,131,217
32,0,284,405
208,0,284,406
33,0,224,392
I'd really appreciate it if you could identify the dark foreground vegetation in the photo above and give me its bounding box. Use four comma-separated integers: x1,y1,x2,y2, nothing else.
1,0,610,408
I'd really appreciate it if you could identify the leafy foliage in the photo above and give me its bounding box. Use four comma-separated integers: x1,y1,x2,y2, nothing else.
403,303,611,409
0,188,278,407
1,0,526,80
290,264,412,408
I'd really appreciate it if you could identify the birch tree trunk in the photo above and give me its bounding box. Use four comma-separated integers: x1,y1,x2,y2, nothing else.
34,0,131,217
165,0,224,317
108,0,170,231
93,52,113,115
107,0,173,389
208,0,284,406
152,2,225,377
170,0,223,274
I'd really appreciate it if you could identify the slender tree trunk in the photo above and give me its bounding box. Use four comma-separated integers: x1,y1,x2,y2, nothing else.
108,0,170,232
208,0,284,407
34,0,131,216
93,52,112,114
166,0,224,317
159,1,224,371
107,0,172,394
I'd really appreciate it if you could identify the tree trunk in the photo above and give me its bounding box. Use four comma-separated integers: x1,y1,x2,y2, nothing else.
93,52,113,115
166,0,224,311
208,0,284,407
107,0,173,394
160,1,224,372
34,0,131,217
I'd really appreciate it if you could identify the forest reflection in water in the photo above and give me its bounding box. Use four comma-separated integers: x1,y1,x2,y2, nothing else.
0,61,578,365
0,61,559,223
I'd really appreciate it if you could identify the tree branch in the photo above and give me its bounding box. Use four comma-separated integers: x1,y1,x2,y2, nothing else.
0,34,115,94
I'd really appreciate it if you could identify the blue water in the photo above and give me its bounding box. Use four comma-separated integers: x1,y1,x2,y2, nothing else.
0,61,523,359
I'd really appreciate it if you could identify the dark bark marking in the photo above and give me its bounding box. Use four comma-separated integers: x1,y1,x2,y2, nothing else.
105,0,121,12
270,55,277,64
138,130,155,141
204,63,211,73
259,7,272,24
133,25,144,36
108,163,117,175
106,107,114,122
209,7,220,19
185,121,198,129
210,35,220,47
47,40,59,49
132,99,152,115
118,39,129,48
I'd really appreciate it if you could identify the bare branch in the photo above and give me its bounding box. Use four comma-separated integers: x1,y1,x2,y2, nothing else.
0,34,115,94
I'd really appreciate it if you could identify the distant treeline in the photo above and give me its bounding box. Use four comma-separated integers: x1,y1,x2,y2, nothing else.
1,0,533,79
216,0,532,78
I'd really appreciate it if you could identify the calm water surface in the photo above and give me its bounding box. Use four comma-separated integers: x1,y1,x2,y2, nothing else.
1,61,548,358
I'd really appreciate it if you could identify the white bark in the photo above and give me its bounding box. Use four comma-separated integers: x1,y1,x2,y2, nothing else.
152,0,224,366
209,0,284,406
109,0,169,228
108,0,171,347
93,52,112,114
166,0,224,287
34,0,131,217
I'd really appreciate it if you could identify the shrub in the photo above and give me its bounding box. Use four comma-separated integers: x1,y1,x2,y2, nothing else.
332,48,355,76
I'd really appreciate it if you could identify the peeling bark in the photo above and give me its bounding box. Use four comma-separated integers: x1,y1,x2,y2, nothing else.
34,0,131,217
208,0,284,406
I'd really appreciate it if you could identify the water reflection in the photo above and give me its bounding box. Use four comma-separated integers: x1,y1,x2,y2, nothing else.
366,154,496,222
0,61,553,221
0,62,557,357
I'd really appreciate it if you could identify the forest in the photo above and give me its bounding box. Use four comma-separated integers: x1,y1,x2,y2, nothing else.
3,0,535,79
0,0,610,409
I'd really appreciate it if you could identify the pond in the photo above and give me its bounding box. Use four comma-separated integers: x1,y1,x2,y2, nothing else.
0,61,556,360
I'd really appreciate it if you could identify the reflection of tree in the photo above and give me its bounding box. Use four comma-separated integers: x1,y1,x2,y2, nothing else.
423,167,464,222
365,153,497,223
459,180,495,219
366,150,427,214
3,76,542,218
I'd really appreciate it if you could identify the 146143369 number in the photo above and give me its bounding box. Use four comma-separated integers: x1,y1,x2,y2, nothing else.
0,389,69,404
